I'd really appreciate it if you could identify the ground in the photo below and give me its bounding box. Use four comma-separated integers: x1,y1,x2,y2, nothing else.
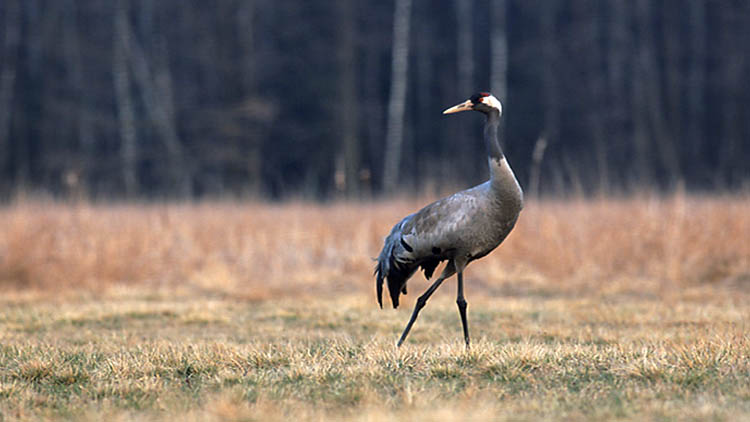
0,196,748,421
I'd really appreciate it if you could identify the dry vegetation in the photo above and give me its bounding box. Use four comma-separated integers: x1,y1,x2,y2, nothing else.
0,195,749,421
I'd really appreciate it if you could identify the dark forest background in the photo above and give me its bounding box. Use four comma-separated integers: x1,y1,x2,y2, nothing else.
0,0,748,200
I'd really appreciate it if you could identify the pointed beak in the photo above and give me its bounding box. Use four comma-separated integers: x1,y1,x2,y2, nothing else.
442,99,474,115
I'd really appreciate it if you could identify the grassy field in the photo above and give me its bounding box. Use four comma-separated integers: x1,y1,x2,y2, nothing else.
0,196,749,421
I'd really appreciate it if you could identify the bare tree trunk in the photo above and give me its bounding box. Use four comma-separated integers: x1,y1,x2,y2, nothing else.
455,0,473,97
540,0,560,192
490,0,508,101
686,0,706,179
574,0,608,193
635,0,680,188
14,0,43,190
113,0,138,197
630,0,653,186
528,135,547,199
236,0,262,197
414,6,436,194
608,0,629,187
383,0,412,194
454,0,474,180
718,6,743,188
337,0,359,198
64,0,94,197
362,28,383,199
660,2,692,161
127,20,191,197
0,0,21,193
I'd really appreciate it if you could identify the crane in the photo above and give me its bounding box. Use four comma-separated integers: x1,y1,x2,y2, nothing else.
375,92,523,347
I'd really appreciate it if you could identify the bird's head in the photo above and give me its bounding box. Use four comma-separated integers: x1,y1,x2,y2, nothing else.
443,92,502,116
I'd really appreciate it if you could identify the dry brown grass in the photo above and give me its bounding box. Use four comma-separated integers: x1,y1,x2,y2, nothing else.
0,195,748,298
0,195,749,421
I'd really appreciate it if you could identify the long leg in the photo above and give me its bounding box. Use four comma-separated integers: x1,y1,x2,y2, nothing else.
396,275,447,347
456,271,470,348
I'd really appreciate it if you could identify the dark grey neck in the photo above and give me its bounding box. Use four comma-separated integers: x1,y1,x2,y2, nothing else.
483,110,523,209
484,110,504,163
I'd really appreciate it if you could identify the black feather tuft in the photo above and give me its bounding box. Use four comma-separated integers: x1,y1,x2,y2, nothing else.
400,237,413,252
421,258,439,280
375,261,384,308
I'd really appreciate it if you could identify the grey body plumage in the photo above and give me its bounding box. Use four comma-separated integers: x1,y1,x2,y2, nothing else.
375,92,523,347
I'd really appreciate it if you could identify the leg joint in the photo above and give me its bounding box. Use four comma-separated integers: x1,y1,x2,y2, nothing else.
456,298,467,308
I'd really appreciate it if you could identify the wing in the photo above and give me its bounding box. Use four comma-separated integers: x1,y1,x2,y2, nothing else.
375,187,485,308
399,189,484,258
